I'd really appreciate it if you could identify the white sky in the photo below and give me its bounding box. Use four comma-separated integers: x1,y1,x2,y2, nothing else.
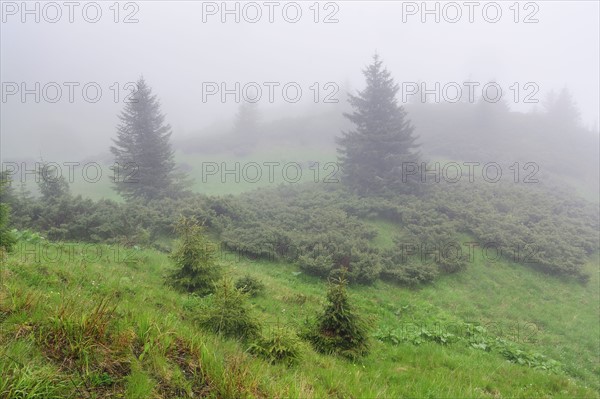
2,1,599,159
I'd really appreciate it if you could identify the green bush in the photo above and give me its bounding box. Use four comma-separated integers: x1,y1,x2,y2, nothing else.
169,217,222,295
248,325,302,366
235,275,265,297
344,246,381,284
298,253,334,278
380,260,438,286
302,271,370,359
197,277,260,340
221,223,282,260
6,163,597,284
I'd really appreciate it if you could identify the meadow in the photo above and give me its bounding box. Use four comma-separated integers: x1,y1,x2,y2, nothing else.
1,221,598,398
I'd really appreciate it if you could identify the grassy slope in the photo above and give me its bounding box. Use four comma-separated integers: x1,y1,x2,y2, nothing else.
8,145,600,397
1,229,598,398
66,144,599,211
365,219,600,392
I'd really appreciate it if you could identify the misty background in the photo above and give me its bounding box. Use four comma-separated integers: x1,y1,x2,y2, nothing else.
2,1,599,197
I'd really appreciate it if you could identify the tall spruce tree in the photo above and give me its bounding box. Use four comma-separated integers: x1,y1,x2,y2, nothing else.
543,87,581,128
111,77,183,201
231,101,261,155
337,54,420,195
233,101,260,136
37,162,70,203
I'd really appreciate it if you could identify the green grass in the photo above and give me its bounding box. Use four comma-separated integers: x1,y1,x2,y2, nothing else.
179,146,337,196
1,231,598,398
363,218,406,249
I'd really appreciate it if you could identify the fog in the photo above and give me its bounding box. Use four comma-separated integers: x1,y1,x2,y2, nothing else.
2,3,600,396
2,1,599,160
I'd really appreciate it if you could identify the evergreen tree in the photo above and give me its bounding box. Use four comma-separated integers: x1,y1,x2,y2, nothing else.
303,270,369,359
337,54,420,195
232,101,261,156
37,162,70,203
33,163,73,240
15,182,34,228
543,87,581,127
233,101,260,136
169,216,222,295
197,276,260,340
111,77,184,201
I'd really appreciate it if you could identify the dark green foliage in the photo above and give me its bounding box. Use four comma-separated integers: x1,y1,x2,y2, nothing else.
37,163,70,203
380,200,468,280
6,167,597,284
111,77,188,201
219,186,382,284
248,325,302,366
29,163,73,241
235,275,265,297
343,244,381,284
5,181,34,229
3,191,218,246
221,223,283,260
298,252,334,278
218,181,597,283
337,54,420,195
298,231,381,284
380,259,438,286
197,277,260,340
0,173,16,253
169,217,222,295
374,322,561,372
433,183,598,279
303,271,370,359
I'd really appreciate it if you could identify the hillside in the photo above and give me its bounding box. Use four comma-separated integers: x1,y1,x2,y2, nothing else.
1,231,598,398
3,3,599,398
